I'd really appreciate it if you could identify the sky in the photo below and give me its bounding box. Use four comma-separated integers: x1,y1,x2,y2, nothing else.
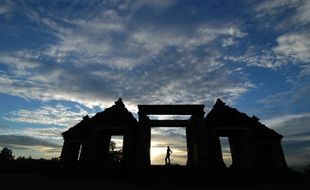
0,0,309,169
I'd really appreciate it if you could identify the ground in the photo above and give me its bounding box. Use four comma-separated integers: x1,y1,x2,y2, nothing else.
0,174,309,190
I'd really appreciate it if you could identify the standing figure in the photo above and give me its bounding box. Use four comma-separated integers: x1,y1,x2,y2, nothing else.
165,146,172,165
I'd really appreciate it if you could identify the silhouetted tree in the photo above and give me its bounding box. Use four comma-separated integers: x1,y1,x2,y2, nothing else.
108,141,123,166
51,157,60,162
110,141,116,152
0,147,14,161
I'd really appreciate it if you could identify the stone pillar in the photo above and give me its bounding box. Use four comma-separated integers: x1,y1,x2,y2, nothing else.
122,129,133,167
229,134,247,169
60,140,70,163
193,112,210,167
205,125,225,169
186,123,199,166
60,140,80,167
96,132,111,167
84,127,99,169
136,113,151,167
243,129,260,170
264,143,288,171
276,143,288,169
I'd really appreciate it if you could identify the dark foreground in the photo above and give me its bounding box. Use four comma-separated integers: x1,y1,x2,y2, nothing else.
0,174,309,190
1,166,310,190
0,163,309,190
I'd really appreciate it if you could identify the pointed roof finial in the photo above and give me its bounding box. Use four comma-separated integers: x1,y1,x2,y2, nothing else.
115,98,125,107
215,98,225,107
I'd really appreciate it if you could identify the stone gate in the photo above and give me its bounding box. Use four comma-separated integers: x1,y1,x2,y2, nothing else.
60,98,287,173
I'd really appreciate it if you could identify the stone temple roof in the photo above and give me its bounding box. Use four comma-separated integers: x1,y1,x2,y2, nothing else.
205,98,283,141
62,115,91,141
90,98,137,127
62,98,282,142
62,98,137,141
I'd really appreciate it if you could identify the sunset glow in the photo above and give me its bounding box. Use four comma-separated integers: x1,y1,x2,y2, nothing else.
151,127,187,165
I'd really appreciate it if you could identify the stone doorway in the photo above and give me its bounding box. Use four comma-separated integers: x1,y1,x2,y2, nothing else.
137,104,206,167
150,127,187,166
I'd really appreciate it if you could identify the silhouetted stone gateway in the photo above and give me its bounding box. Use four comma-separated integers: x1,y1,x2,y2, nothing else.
60,98,287,176
138,104,205,167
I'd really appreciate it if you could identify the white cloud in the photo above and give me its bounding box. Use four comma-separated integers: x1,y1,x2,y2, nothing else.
223,47,287,69
291,0,310,25
222,37,236,47
0,18,252,111
0,1,251,115
255,0,300,14
254,0,310,29
273,33,310,62
24,3,246,69
130,25,246,54
4,104,90,127
0,51,40,76
262,112,310,130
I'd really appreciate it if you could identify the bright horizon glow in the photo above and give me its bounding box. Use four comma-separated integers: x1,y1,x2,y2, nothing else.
220,137,232,167
110,136,123,151
151,127,187,165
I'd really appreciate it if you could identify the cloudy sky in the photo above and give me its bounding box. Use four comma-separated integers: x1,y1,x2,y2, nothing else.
0,0,309,168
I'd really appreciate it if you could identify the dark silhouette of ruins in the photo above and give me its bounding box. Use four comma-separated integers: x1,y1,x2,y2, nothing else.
60,98,287,177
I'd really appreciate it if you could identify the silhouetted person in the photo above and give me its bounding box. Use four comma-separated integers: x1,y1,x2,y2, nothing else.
165,146,172,165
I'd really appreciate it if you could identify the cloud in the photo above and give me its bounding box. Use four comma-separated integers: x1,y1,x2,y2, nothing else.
223,47,286,69
253,0,310,31
0,135,61,148
252,0,310,68
257,85,310,112
262,113,310,166
130,24,246,54
0,4,10,15
299,64,310,77
263,112,310,130
0,124,64,158
0,20,252,111
273,33,310,63
21,127,64,140
293,0,310,24
4,104,90,127
0,0,255,112
254,0,300,16
14,0,247,71
223,1,310,75
0,135,62,159
0,50,123,108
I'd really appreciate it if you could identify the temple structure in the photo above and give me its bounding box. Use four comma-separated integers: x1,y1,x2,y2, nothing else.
60,98,287,174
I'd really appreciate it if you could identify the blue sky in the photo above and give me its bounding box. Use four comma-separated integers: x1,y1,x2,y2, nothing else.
0,0,309,168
